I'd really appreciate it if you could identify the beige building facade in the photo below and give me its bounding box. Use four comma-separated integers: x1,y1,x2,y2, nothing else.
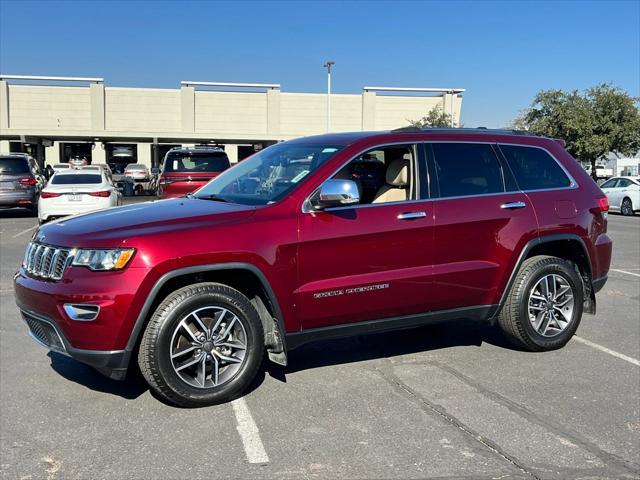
0,76,464,167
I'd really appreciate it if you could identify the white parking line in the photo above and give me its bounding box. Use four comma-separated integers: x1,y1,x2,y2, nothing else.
574,336,640,367
231,397,269,464
11,224,37,238
611,269,640,278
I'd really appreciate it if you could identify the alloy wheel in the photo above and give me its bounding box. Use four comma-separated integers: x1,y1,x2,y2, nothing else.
169,306,248,388
527,274,575,337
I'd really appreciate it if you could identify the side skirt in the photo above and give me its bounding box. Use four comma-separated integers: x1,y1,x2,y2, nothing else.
285,305,498,351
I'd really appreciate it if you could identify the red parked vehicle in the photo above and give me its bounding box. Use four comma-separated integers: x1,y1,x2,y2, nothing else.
156,146,230,199
15,129,612,406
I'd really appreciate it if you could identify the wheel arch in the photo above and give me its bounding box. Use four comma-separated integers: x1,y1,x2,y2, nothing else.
495,234,595,319
124,263,287,364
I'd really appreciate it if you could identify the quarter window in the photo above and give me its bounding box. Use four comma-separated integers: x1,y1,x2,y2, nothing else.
499,145,571,191
431,143,504,198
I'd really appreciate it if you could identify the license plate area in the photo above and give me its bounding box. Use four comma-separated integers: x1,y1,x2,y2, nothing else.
68,194,82,201
0,181,13,190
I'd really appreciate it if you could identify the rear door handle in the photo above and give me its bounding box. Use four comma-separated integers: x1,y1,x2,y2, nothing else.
500,201,527,210
397,211,427,220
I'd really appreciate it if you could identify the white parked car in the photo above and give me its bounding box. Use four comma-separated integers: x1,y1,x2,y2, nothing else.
124,163,151,195
51,163,71,172
38,170,121,223
600,176,640,216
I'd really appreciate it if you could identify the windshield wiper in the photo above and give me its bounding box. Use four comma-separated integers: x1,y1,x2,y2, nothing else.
192,194,228,202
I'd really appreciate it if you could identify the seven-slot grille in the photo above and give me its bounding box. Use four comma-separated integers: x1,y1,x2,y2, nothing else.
23,242,72,281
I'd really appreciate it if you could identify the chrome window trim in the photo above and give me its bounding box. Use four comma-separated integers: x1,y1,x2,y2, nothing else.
301,139,579,214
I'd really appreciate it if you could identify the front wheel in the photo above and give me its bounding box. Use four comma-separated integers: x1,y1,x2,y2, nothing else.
498,255,583,351
138,283,265,407
621,198,635,216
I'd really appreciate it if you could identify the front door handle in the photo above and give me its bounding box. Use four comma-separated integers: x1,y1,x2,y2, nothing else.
397,211,427,220
500,201,527,210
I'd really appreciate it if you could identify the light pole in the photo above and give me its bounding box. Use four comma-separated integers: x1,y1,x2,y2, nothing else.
323,61,335,132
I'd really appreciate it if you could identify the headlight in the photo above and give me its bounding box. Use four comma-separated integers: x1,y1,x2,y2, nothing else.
71,248,135,271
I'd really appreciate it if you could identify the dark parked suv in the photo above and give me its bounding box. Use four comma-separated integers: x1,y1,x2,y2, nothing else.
14,129,612,406
0,153,45,214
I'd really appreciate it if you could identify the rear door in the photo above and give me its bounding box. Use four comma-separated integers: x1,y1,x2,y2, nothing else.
427,142,538,311
296,143,436,329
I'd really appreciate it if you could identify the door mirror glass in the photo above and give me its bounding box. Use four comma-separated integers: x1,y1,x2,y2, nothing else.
311,179,360,210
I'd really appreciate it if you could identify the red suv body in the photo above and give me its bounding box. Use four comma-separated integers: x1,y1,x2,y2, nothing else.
157,146,230,199
14,129,612,406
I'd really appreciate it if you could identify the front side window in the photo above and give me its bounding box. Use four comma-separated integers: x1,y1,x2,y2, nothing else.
328,144,417,205
194,142,344,205
499,145,572,191
431,143,504,198
600,178,618,189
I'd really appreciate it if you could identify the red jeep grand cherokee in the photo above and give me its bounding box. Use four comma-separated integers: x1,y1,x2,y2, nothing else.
15,129,612,407
156,146,230,199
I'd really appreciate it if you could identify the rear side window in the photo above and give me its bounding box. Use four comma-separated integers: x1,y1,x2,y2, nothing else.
51,174,102,185
164,152,230,173
0,158,30,174
431,143,504,198
499,145,571,191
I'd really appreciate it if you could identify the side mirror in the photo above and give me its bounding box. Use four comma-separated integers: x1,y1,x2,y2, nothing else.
311,179,360,210
151,167,159,175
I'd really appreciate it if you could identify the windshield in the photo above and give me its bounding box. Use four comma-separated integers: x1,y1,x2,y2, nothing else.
51,174,102,185
193,143,344,205
164,152,230,173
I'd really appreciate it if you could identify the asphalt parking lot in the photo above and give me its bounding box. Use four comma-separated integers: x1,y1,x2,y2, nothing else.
0,204,638,480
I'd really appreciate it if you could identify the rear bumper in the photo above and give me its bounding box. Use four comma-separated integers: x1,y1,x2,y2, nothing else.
0,190,36,207
20,307,130,380
592,275,608,293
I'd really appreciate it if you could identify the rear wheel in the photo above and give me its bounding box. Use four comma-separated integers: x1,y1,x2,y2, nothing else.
621,197,635,216
138,282,264,407
498,255,583,351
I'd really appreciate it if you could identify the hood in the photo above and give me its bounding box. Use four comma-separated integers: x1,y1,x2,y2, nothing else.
35,198,257,247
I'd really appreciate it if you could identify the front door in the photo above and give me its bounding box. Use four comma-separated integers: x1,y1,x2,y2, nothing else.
296,143,435,329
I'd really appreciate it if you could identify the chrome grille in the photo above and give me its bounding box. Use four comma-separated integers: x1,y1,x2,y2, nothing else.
22,242,72,281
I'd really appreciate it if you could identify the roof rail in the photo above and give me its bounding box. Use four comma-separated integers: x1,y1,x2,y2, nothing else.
391,127,536,136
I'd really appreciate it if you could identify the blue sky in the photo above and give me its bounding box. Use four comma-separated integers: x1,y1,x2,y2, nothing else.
0,0,638,127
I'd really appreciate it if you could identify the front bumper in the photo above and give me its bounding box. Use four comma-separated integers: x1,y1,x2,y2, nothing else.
20,307,130,380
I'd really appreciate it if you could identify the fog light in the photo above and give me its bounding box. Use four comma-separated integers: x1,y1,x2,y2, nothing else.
63,304,100,321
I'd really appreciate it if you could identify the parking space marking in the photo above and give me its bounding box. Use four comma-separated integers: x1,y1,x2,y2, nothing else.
231,398,269,464
11,224,37,238
574,336,640,367
610,269,640,278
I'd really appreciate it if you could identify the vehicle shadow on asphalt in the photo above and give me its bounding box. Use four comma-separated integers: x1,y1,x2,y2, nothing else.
47,352,148,400
0,208,37,219
269,319,516,378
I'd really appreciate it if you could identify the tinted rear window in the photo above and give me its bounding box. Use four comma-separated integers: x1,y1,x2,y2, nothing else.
432,143,504,197
0,158,30,174
51,174,102,185
499,145,571,191
164,152,230,173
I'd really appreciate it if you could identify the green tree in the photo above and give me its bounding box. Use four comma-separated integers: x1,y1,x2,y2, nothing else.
408,106,452,128
513,84,640,179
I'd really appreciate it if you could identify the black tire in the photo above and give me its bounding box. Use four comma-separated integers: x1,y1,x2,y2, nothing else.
621,197,635,216
498,255,584,351
138,282,264,407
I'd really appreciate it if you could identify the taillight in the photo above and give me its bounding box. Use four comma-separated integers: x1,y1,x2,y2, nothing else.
19,177,37,186
41,192,62,198
88,191,111,197
597,196,609,212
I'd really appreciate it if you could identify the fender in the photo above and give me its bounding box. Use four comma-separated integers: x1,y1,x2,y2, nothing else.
123,262,287,359
493,233,595,318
